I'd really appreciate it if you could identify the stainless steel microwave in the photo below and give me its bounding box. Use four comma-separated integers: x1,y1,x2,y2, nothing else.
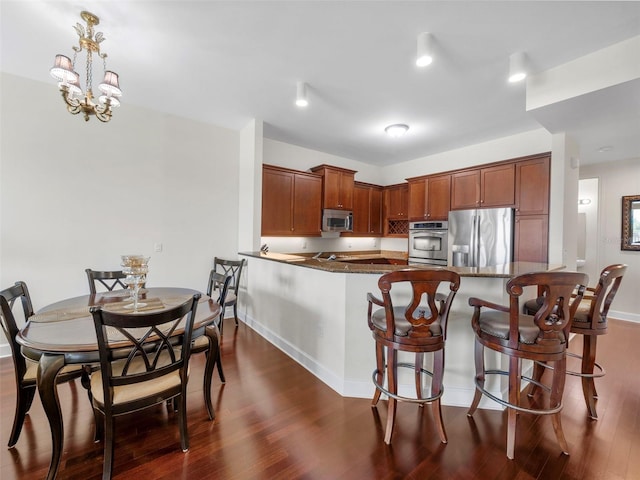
322,209,353,232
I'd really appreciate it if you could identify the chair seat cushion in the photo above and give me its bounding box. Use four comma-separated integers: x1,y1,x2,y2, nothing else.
90,352,183,406
477,311,563,345
23,359,85,383
525,296,596,324
371,307,442,337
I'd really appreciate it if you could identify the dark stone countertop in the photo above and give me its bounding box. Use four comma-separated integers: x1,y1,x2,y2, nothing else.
239,251,565,278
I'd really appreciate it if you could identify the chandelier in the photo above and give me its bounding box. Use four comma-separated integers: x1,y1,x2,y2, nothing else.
49,11,122,122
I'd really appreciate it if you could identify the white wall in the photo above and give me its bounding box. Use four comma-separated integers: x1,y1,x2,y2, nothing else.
0,73,240,353
579,157,640,321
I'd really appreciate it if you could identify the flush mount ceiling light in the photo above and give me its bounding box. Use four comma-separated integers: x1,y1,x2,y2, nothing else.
296,81,308,107
49,11,122,122
385,124,409,138
416,32,434,67
508,52,528,83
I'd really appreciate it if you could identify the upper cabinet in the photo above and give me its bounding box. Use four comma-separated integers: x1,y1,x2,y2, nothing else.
407,174,451,221
310,164,356,210
351,182,383,236
515,154,550,216
385,183,408,219
262,165,322,236
383,183,409,237
451,163,515,210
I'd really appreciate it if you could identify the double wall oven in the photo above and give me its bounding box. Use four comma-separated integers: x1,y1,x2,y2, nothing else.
408,221,448,266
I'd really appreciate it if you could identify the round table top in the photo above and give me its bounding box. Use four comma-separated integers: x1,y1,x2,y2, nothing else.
17,287,220,355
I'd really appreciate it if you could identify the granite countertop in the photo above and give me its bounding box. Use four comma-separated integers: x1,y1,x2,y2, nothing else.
239,251,565,278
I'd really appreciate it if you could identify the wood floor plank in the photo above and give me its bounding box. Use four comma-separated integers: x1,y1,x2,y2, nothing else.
1,318,639,479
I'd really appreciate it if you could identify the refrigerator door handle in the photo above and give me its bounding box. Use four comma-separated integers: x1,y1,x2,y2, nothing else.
470,214,477,267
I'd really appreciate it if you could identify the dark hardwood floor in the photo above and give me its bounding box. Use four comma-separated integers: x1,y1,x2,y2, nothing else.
1,318,639,479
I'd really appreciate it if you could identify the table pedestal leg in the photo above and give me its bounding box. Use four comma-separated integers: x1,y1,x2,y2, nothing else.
37,354,65,480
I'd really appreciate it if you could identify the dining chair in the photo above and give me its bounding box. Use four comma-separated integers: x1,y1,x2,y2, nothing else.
212,257,246,334
85,269,127,294
523,264,627,419
89,293,200,480
191,271,232,419
467,271,589,459
1,281,89,448
367,269,461,444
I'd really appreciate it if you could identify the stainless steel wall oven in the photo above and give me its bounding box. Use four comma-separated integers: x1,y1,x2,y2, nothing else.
408,221,448,266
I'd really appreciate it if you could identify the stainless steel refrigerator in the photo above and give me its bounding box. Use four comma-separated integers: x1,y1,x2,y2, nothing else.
447,207,514,267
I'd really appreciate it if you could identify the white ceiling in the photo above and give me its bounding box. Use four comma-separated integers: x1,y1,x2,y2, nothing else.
2,1,639,167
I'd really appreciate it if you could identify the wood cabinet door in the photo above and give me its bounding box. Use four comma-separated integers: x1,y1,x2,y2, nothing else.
451,170,480,210
352,183,370,234
516,155,550,215
339,171,354,210
262,167,294,235
369,187,383,235
323,168,342,209
427,175,451,220
408,179,427,220
481,163,515,207
514,214,548,263
387,184,408,218
293,174,322,235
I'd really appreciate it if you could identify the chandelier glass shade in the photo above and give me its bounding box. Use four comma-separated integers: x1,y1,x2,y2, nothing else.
50,11,122,122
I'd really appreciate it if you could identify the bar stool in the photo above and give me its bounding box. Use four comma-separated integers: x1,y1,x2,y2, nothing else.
467,271,588,459
524,264,627,419
367,269,460,444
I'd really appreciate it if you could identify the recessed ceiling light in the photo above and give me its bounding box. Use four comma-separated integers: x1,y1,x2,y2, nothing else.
597,145,613,153
385,124,409,137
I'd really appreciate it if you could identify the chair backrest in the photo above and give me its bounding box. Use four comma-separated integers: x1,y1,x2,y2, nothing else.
580,263,627,330
213,257,246,295
506,271,589,350
0,281,34,384
85,269,127,294
206,271,232,307
89,294,200,413
372,269,461,341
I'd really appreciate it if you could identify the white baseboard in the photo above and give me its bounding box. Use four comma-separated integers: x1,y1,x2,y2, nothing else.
609,310,640,324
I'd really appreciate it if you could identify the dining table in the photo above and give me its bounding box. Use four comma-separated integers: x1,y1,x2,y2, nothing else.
16,287,221,480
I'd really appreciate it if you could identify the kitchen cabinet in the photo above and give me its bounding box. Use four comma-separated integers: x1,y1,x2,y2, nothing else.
383,183,409,237
310,164,356,210
262,165,322,236
451,163,515,210
385,183,408,219
351,182,383,236
407,174,451,221
514,214,548,263
515,154,550,215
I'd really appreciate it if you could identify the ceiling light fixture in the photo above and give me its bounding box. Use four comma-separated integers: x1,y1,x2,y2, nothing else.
385,124,409,138
296,81,308,107
508,52,528,83
416,32,434,67
49,11,122,122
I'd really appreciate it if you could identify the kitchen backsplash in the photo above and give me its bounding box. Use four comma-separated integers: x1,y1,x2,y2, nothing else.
261,236,407,254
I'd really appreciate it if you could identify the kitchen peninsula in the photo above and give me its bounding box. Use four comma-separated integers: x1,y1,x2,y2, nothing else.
239,251,564,409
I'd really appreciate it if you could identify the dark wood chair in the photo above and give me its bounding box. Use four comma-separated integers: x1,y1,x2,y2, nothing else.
89,294,200,480
367,269,460,444
524,264,627,419
85,269,127,294
1,281,88,448
191,271,232,419
467,271,589,459
212,257,246,334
